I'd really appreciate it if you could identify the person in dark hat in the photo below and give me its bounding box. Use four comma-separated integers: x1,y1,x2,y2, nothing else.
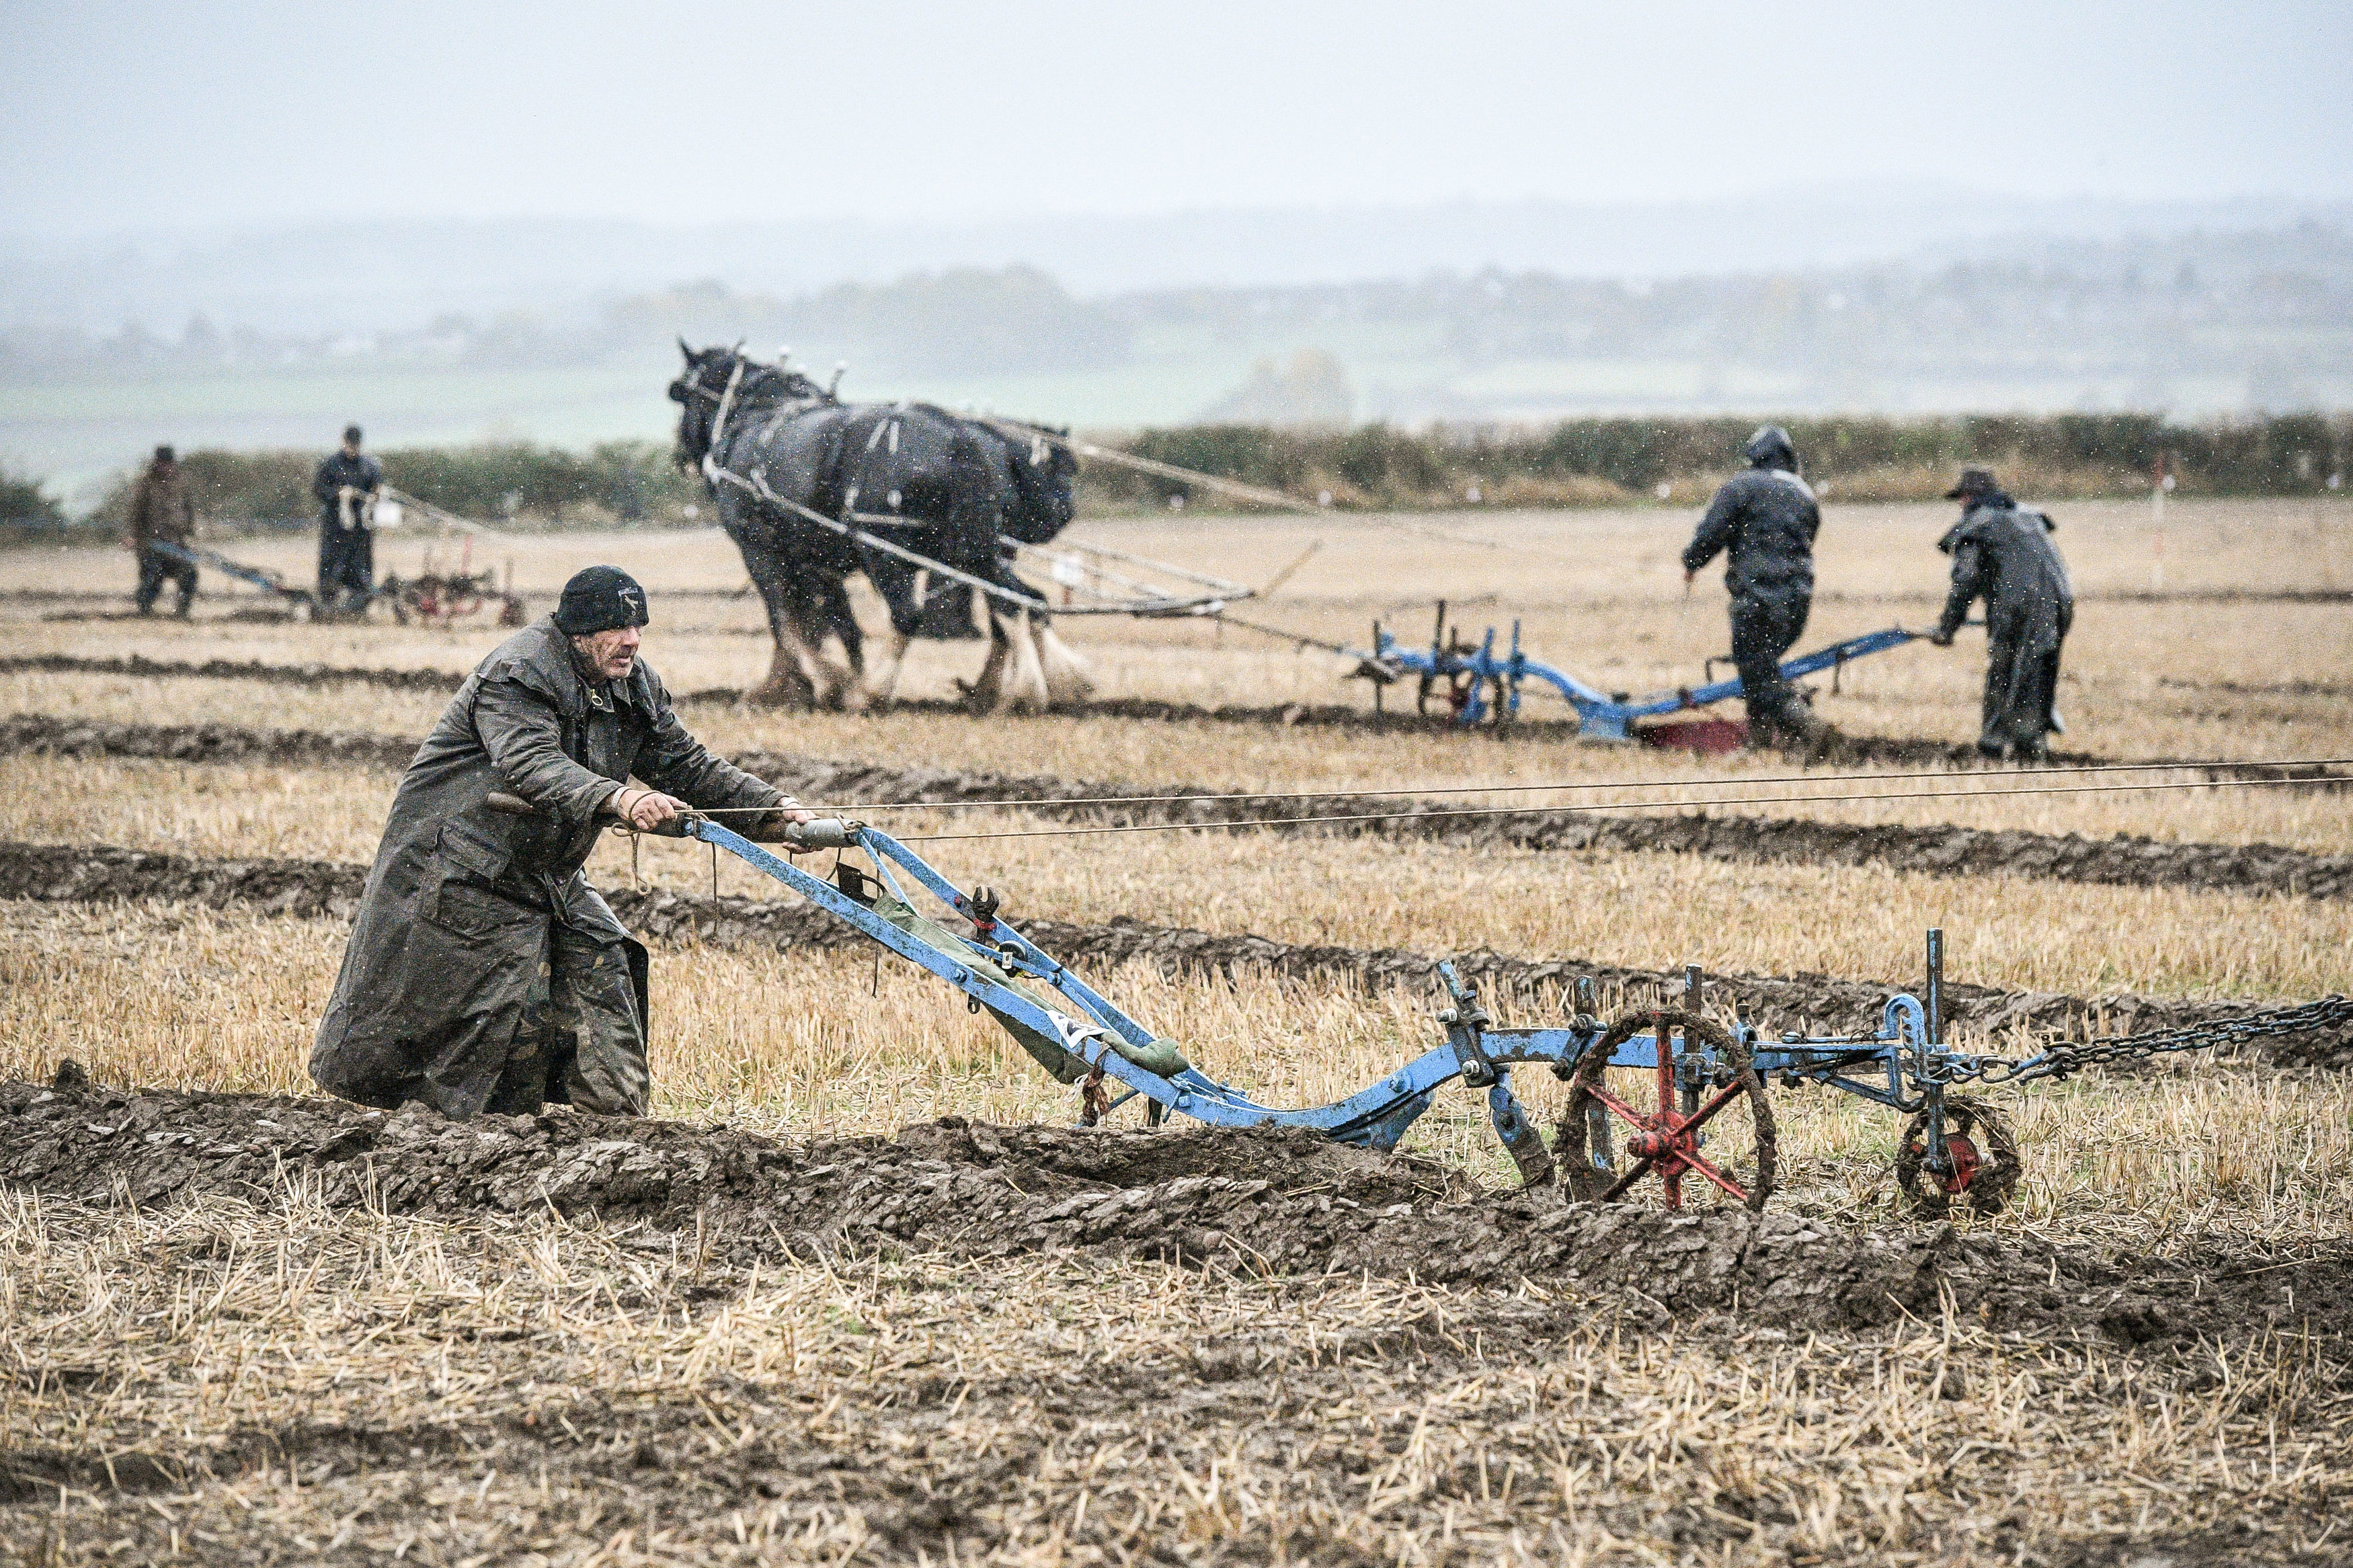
125,444,199,616
1680,424,1826,749
311,567,813,1119
312,423,383,613
1929,468,2075,760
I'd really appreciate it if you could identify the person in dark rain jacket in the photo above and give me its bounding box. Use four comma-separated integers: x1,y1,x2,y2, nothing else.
312,423,383,611
1681,425,1825,747
311,567,809,1118
1930,468,2075,760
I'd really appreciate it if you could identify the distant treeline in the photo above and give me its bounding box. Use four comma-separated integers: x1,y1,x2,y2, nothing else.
1111,411,2353,509
9,411,2347,539
72,442,687,530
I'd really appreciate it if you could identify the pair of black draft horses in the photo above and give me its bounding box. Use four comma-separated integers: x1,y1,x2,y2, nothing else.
669,342,1090,710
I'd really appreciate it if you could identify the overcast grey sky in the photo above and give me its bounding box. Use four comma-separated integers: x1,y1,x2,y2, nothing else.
3,0,2348,235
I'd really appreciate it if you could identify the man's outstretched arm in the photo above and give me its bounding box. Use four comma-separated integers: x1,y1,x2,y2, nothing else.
1931,542,1985,644
1681,483,1742,579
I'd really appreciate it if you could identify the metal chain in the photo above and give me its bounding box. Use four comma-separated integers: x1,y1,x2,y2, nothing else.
1935,995,2353,1086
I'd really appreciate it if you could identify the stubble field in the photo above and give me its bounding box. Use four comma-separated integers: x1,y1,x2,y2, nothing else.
3,497,2352,1566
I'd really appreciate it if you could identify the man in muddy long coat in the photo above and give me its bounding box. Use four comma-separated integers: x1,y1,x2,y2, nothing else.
311,566,807,1118
1929,468,2075,760
1681,425,1824,746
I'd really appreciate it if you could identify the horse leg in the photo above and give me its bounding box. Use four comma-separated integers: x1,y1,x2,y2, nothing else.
865,626,914,707
751,632,820,708
824,577,865,684
1032,620,1094,706
964,614,1014,713
748,583,820,708
789,591,862,711
980,608,1050,715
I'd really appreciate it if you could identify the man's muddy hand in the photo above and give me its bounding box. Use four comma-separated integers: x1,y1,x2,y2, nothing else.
608,788,688,831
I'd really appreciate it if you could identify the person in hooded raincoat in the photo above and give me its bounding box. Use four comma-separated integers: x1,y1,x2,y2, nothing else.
311,566,811,1118
1929,468,2075,760
1681,425,1825,747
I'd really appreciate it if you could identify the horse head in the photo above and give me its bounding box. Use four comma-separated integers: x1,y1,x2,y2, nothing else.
667,340,738,474
996,422,1080,543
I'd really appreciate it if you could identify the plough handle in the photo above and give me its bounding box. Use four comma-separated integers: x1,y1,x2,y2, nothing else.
483,790,850,849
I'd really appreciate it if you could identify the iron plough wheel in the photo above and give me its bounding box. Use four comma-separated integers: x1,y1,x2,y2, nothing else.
1894,1096,2021,1217
1415,665,1481,721
1558,1008,1778,1212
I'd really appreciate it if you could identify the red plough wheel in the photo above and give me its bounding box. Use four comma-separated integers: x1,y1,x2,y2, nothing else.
1894,1096,2021,1216
1558,1008,1777,1212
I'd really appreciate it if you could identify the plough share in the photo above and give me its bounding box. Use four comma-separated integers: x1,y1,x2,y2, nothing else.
505,796,2351,1216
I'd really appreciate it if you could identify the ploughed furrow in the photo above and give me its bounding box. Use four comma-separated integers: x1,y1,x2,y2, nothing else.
6,655,2344,783
7,714,2351,901
8,1072,2346,1348
738,751,2353,903
6,838,2346,1067
3,713,422,770
1,653,467,693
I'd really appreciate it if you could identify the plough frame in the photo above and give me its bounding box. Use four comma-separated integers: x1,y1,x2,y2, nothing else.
665,811,2190,1211
1359,612,1923,739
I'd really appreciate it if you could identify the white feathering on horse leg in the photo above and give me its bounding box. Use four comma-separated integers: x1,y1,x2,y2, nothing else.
862,627,912,707
1033,623,1094,706
1002,609,1050,715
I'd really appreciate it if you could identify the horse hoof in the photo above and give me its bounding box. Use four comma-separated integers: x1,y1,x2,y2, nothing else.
747,681,813,710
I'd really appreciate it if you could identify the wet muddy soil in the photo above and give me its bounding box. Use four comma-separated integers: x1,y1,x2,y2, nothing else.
8,1072,2346,1351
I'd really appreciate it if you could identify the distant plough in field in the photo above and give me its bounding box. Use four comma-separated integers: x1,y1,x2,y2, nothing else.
5,837,2346,1067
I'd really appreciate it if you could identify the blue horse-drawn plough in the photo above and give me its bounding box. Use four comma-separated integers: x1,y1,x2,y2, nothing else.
1350,603,1927,746
507,796,2347,1218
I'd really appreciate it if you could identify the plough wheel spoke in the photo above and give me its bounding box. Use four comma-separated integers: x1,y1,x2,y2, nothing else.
1597,1157,1657,1204
1559,1007,1778,1212
1679,1149,1751,1204
1582,1085,1650,1127
1680,1079,1751,1136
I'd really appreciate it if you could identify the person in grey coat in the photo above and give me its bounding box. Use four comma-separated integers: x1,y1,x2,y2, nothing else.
311,566,809,1119
1929,468,2075,760
1681,425,1824,746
